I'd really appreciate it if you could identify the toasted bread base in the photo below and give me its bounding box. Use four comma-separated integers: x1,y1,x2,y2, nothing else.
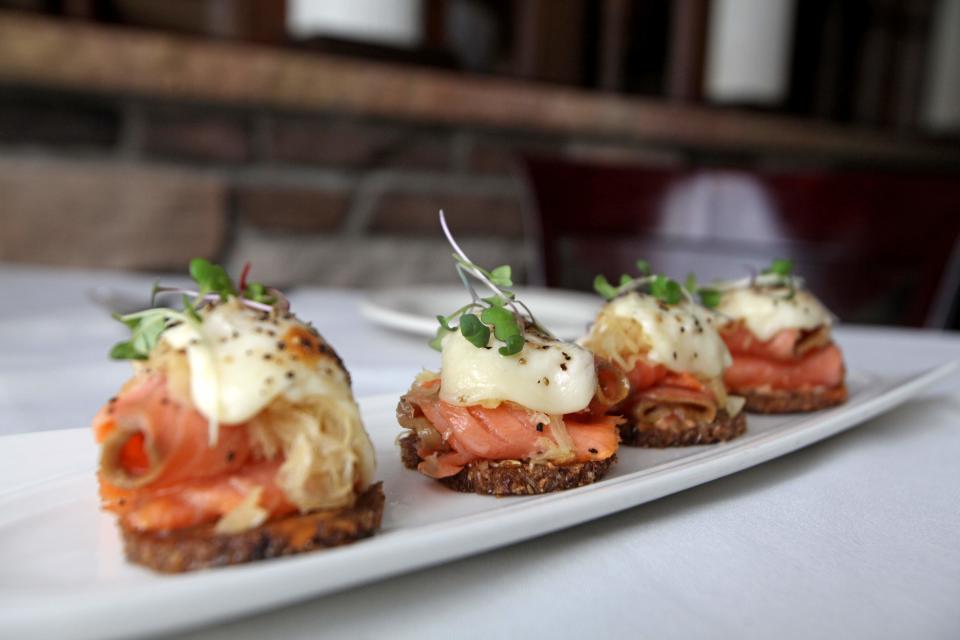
399,434,615,496
740,384,848,414
121,482,384,573
619,409,746,447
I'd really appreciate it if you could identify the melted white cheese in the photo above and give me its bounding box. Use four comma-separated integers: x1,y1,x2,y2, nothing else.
716,286,832,341
439,330,596,415
161,300,350,426
593,292,731,379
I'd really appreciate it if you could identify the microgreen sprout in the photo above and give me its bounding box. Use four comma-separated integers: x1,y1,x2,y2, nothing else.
243,281,276,305
758,257,798,299
683,272,723,309
189,258,236,301
109,308,192,361
650,275,684,304
110,259,284,361
706,257,803,301
763,258,794,277
680,257,804,307
430,210,550,356
596,257,804,311
594,260,720,307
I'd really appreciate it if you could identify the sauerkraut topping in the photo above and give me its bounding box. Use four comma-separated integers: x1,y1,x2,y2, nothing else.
528,414,576,465
247,395,375,513
581,292,731,380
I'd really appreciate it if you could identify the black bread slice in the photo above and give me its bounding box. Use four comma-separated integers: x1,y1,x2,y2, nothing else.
399,433,615,496
121,482,384,573
619,409,746,447
741,384,848,414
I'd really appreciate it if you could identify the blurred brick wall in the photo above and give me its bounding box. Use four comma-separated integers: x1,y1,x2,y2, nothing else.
0,87,678,286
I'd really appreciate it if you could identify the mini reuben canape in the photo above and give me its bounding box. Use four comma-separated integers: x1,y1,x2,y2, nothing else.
397,213,627,495
713,260,847,413
580,285,746,447
93,260,382,572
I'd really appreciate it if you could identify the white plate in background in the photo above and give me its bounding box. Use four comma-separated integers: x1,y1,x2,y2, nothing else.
0,361,956,640
360,285,602,340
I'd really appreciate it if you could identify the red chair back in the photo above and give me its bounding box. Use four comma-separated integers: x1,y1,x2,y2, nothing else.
523,155,960,327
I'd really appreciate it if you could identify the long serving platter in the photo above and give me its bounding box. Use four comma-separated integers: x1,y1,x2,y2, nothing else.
0,361,955,640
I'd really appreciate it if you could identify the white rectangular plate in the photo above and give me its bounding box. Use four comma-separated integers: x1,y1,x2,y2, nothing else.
1,362,955,640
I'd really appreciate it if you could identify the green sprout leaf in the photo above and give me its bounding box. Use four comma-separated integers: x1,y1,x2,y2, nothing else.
130,314,167,354
189,258,237,300
760,257,797,300
650,275,682,304
459,313,490,348
430,313,461,351
437,230,533,357
498,334,525,356
481,305,522,342
593,275,618,300
698,288,722,309
243,281,275,305
763,258,794,277
685,273,698,293
109,341,145,360
593,259,661,302
109,308,184,361
429,323,452,351
489,265,513,288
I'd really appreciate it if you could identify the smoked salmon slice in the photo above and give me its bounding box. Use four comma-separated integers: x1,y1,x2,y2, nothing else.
623,361,717,407
93,374,253,489
119,461,297,532
723,342,844,391
720,321,844,392
93,374,293,532
403,382,620,479
720,323,803,361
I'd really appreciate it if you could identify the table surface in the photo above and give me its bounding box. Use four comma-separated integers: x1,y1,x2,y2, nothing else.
2,264,959,640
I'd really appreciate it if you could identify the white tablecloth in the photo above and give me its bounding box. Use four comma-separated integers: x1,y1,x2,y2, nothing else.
2,264,959,639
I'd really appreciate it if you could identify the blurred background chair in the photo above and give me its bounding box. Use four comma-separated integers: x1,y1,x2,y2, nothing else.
523,154,960,327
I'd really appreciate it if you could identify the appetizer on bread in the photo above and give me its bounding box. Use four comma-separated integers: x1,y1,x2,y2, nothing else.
397,213,626,495
711,259,847,413
92,260,381,572
581,263,746,447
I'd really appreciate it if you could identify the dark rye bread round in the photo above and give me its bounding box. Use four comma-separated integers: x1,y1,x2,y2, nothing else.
741,384,848,414
121,482,384,573
619,409,746,447
399,433,615,496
